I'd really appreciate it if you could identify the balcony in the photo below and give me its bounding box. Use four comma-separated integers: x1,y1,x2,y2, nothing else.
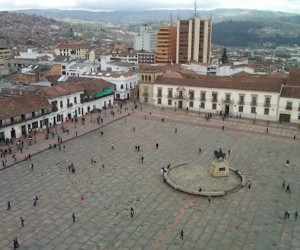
238,101,245,105
222,99,233,104
200,97,206,102
286,106,292,110
251,101,257,106
189,96,194,100
175,94,186,100
167,94,173,98
143,93,148,97
67,103,73,108
264,103,270,107
157,93,162,98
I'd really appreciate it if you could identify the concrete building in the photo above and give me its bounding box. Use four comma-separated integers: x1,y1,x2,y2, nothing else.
133,24,157,52
155,26,177,65
15,49,54,61
54,43,95,62
176,16,212,64
63,61,99,77
0,45,11,60
137,51,156,64
100,55,138,72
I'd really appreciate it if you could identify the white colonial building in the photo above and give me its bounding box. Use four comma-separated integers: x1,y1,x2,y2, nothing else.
140,71,300,124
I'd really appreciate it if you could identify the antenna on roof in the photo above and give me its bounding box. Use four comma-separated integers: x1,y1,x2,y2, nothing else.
194,1,198,17
170,12,173,26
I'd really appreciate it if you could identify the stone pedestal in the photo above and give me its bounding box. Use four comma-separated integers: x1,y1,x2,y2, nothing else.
210,160,229,177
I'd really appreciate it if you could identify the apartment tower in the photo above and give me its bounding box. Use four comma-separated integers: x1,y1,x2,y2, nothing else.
155,26,177,65
176,16,212,64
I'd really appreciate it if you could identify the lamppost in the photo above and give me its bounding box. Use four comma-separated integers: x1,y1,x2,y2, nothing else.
175,101,177,112
199,104,201,115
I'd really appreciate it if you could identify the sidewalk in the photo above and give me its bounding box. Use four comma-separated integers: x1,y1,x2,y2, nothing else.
0,106,130,169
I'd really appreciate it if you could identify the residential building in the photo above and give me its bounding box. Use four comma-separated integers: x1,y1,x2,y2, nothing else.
63,61,99,76
133,24,157,52
15,49,54,61
54,43,95,62
137,51,156,64
0,45,11,60
176,16,212,64
100,55,138,72
156,26,177,65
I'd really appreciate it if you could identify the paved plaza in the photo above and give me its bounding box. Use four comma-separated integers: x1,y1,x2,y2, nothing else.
0,104,300,250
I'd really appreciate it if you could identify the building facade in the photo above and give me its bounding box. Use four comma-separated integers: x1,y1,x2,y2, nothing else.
176,17,212,64
155,26,177,65
133,25,157,52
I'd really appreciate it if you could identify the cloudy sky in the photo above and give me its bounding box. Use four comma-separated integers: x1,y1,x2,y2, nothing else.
1,0,300,14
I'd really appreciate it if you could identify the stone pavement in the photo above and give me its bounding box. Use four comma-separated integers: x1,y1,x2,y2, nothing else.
0,102,299,249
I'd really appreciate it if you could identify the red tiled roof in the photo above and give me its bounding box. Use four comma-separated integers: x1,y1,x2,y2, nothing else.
0,90,51,119
280,86,300,98
155,75,284,93
287,69,300,86
37,83,84,99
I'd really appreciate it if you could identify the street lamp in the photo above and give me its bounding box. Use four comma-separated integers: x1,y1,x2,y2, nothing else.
175,101,177,112
199,104,201,115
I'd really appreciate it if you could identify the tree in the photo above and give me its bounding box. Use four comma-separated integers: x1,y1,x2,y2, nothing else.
221,48,228,64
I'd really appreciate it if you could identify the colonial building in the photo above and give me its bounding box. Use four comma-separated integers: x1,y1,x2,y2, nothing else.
139,71,300,124
54,43,95,62
0,78,114,140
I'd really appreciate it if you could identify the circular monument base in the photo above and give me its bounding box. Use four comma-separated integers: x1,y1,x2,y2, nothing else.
165,162,245,197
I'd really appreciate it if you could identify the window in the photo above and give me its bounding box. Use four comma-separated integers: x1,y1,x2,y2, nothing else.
251,96,257,106
251,107,256,114
120,84,124,89
239,95,245,105
157,98,161,104
200,102,205,108
189,101,194,107
264,97,271,107
25,113,32,119
168,99,172,106
212,92,218,102
238,106,243,112
189,91,194,100
179,91,183,98
264,108,269,115
60,100,63,108
212,103,217,110
2,118,11,125
225,93,231,102
200,92,206,101
168,89,173,98
157,88,162,97
74,97,77,104
35,110,42,116
286,101,292,110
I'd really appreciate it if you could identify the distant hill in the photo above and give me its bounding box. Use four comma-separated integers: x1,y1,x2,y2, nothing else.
15,8,300,47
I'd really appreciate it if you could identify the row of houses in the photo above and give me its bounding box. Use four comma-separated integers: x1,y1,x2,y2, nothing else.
0,78,114,140
139,69,300,124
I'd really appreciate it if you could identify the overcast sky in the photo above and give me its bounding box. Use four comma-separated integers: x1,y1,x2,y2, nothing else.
1,0,300,14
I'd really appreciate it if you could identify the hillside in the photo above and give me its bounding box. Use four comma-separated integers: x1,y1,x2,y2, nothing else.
16,8,300,47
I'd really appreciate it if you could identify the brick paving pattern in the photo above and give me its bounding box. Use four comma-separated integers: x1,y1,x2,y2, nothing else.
0,103,299,249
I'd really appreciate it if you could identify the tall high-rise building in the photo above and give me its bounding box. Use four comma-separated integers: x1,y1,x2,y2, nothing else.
155,26,177,65
176,16,212,64
133,25,157,52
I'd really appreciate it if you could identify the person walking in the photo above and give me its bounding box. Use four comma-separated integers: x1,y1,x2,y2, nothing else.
137,145,140,152
286,184,291,194
282,180,285,190
248,181,252,189
141,156,144,163
13,237,19,250
156,143,159,149
80,195,84,205
7,201,11,210
208,196,211,203
295,211,298,219
111,143,114,150
72,213,76,222
20,217,24,227
131,207,134,218
180,230,184,240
